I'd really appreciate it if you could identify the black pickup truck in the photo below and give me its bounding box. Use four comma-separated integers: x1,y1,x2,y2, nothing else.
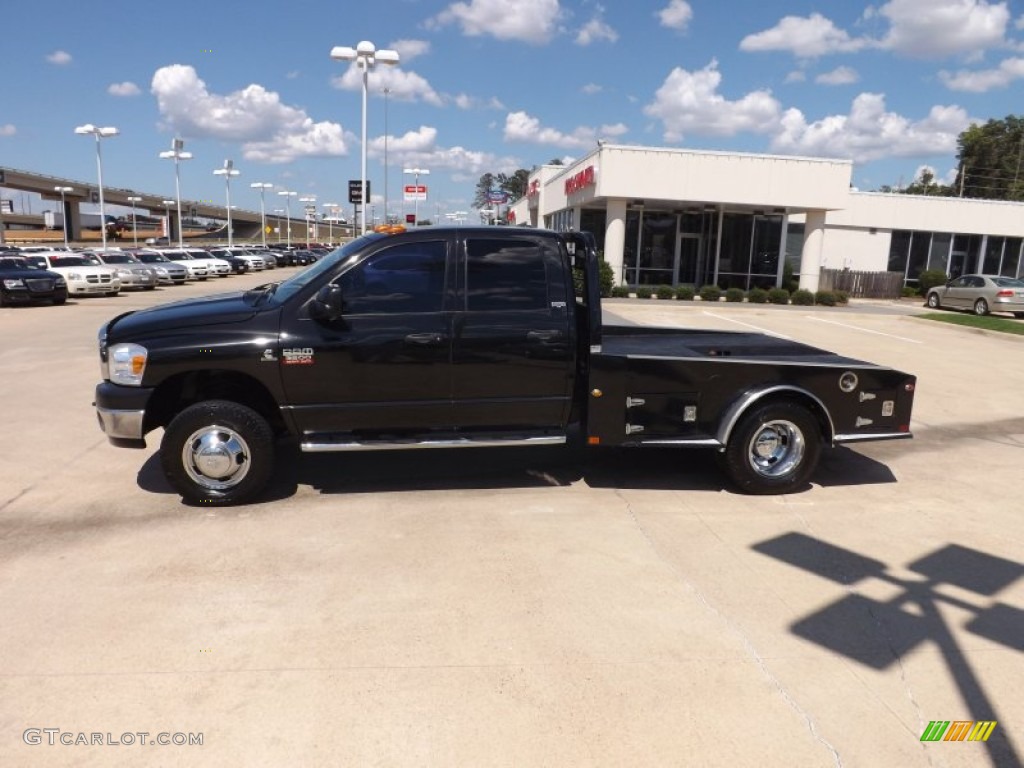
94,226,916,505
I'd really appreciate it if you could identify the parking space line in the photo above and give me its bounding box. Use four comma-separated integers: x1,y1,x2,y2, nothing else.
807,316,922,343
702,311,792,339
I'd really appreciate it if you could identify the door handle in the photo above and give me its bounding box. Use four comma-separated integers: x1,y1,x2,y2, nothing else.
404,332,446,345
527,330,562,342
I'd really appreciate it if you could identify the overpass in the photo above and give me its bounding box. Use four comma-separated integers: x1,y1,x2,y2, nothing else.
0,165,351,244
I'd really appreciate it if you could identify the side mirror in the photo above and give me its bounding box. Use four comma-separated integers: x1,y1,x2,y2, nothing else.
309,283,344,321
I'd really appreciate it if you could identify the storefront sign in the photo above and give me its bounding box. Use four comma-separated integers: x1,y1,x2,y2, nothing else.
564,165,596,195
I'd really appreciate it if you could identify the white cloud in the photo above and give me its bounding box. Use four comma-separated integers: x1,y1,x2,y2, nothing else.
390,39,430,62
285,71,300,80
503,111,627,149
643,60,782,142
785,70,807,83
940,56,1024,90
815,66,859,85
582,83,603,94
576,10,618,46
107,81,141,97
877,0,1012,58
451,93,506,110
331,63,443,107
368,125,521,177
772,93,970,162
46,50,72,65
429,0,562,44
658,0,693,31
150,64,347,164
740,13,869,57
0,124,15,137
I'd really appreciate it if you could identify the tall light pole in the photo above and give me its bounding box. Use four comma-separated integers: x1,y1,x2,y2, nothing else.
330,41,400,236
324,202,338,243
54,186,73,247
383,86,391,225
126,195,142,247
251,182,273,247
162,199,175,242
74,123,119,250
272,208,285,243
299,195,317,247
159,138,192,248
403,167,429,227
278,190,296,247
213,159,240,247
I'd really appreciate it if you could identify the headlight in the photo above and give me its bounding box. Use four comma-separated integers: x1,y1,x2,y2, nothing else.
68,271,83,280
55,277,67,286
117,269,132,277
108,343,148,386
154,267,169,276
3,279,25,289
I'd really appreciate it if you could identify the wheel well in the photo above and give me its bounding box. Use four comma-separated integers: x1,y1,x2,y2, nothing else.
719,389,834,447
144,370,287,435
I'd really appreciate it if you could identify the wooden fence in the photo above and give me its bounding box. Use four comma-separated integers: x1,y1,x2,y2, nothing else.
818,269,905,299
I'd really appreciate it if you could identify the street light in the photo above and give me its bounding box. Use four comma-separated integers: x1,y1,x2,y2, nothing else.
159,138,192,248
250,182,273,248
162,199,175,242
213,159,240,247
323,202,339,243
383,86,391,224
403,167,429,227
330,40,400,236
277,190,297,247
299,195,316,248
54,186,73,247
126,195,142,247
272,208,285,244
74,123,119,250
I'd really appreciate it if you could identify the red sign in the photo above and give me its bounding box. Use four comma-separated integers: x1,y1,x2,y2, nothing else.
564,165,596,195
403,185,427,201
527,179,540,198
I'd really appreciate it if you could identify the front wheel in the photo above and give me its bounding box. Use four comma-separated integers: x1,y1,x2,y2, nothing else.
160,400,275,505
926,292,941,309
721,401,822,494
974,298,989,316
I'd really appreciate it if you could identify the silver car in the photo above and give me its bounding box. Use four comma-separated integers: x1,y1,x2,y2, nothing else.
131,250,188,284
926,274,1024,317
88,251,158,291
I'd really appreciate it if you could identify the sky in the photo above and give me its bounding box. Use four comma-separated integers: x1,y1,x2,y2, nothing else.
2,0,1024,223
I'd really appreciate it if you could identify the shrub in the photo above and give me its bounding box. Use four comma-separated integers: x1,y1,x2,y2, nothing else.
635,285,654,299
768,288,790,305
610,285,630,298
792,289,815,305
834,290,850,305
725,287,745,303
699,284,722,303
917,269,948,295
599,256,615,298
901,286,919,298
655,284,674,300
747,287,769,304
675,284,695,301
815,290,837,306
782,260,799,293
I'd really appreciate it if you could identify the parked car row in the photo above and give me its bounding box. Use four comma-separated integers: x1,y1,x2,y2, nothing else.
0,243,334,308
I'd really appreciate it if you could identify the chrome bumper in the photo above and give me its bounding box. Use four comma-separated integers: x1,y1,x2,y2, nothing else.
96,406,146,442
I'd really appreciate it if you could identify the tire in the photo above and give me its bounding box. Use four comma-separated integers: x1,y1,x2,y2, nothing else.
105,291,119,297
1014,313,1024,319
926,292,941,309
52,296,66,306
160,400,275,506
721,401,822,495
973,298,989,316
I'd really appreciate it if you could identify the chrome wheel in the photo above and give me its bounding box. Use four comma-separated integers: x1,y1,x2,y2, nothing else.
926,293,940,309
974,298,989,316
181,424,252,491
746,419,806,478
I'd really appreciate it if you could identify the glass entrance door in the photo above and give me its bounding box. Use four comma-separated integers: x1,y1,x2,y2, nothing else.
678,234,700,286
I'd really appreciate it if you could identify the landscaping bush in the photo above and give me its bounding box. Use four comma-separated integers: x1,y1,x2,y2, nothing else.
901,286,919,298
917,269,948,295
675,284,695,301
792,289,815,305
655,284,675,300
782,261,799,293
699,284,722,303
635,285,654,299
610,285,630,298
747,287,769,304
768,288,790,305
835,290,850,305
724,287,745,302
599,256,614,298
815,290,837,306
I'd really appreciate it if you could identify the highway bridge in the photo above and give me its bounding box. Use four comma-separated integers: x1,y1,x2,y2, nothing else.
0,166,352,244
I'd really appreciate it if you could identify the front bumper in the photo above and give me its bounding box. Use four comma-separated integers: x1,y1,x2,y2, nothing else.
94,381,154,447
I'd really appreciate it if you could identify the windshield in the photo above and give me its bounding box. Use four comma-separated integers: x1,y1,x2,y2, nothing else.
993,277,1024,287
101,254,137,264
263,234,384,304
50,256,94,267
136,252,169,263
0,257,31,270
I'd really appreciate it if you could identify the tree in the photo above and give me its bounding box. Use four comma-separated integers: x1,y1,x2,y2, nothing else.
902,168,954,197
473,173,497,209
497,169,530,202
954,115,1024,201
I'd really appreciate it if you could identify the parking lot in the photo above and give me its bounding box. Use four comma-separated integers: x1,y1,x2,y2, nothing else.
1,275,1022,767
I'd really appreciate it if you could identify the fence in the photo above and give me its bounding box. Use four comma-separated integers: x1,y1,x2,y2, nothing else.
818,269,904,299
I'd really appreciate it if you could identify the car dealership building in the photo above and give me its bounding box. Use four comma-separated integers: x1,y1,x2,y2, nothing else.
507,144,1024,291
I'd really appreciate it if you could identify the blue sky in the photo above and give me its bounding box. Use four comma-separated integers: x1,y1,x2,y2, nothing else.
3,0,1024,222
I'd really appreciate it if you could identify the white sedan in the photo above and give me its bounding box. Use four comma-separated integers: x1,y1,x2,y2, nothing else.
34,253,121,296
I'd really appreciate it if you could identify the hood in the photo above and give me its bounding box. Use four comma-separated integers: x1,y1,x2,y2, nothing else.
107,291,262,341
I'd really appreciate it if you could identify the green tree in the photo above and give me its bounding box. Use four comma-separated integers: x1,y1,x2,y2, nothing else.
497,169,530,202
954,115,1024,201
473,173,497,209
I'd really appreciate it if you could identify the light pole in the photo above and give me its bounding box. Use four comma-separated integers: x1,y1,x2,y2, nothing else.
251,182,273,247
330,41,400,236
403,167,429,227
324,203,339,243
272,208,285,243
126,195,142,247
383,86,391,224
278,190,296,247
162,199,175,242
54,186,73,247
74,123,119,250
159,138,192,248
299,195,317,248
213,159,240,247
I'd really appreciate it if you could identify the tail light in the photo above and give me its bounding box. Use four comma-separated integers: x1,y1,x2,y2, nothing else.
996,289,1014,297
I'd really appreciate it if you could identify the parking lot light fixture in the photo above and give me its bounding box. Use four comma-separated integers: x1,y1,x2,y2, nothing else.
126,195,142,247
330,41,400,236
74,123,119,250
161,200,175,242
278,190,297,247
323,202,339,243
299,195,317,248
159,139,192,248
272,208,285,243
213,160,240,247
54,186,74,247
250,182,274,248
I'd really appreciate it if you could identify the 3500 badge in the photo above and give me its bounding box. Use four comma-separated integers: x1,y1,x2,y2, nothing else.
281,347,315,365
